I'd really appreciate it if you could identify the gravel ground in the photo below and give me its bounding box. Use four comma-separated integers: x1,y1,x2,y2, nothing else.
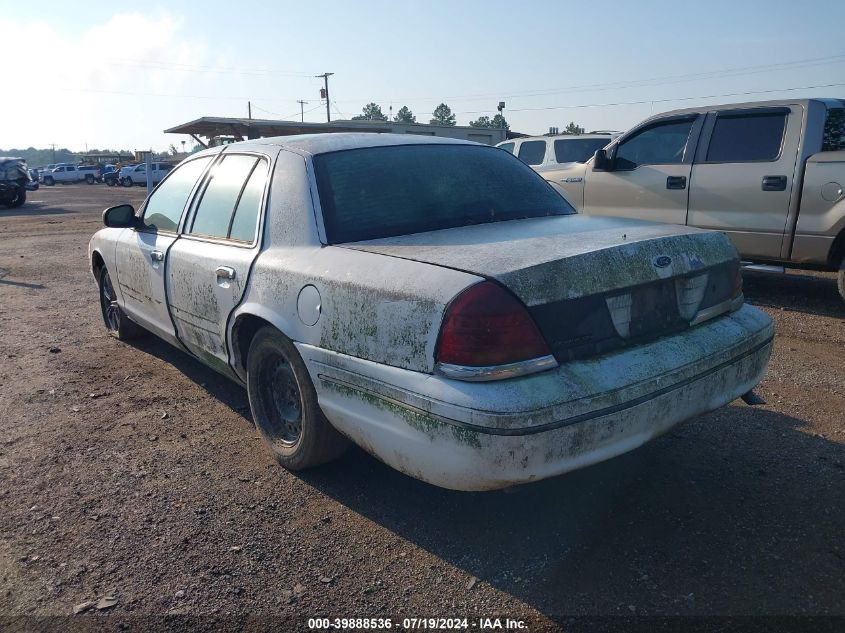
0,184,843,633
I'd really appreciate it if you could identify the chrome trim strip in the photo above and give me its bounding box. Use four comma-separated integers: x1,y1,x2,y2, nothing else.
691,293,744,326
435,355,558,382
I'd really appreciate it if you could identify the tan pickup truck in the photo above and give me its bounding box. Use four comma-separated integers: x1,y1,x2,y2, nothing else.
542,98,845,301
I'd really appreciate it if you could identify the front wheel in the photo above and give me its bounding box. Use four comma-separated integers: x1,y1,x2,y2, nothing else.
85,174,95,184
44,176,54,186
123,177,133,187
99,267,144,340
106,178,115,187
246,327,348,470
837,258,845,303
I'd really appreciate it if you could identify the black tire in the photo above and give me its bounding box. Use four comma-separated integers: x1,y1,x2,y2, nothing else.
246,326,348,470
44,176,54,186
106,178,115,187
837,258,845,303
99,266,144,340
7,186,25,208
85,174,95,184
123,177,133,187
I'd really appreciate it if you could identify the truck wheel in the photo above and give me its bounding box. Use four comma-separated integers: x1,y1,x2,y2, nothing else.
838,259,845,303
44,176,54,186
99,267,144,340
7,187,25,208
106,178,115,187
246,326,348,471
85,174,95,184
123,177,133,187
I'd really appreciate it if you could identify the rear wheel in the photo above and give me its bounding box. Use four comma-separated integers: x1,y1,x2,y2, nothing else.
246,326,348,470
85,174,95,184
106,178,115,187
123,177,133,187
837,258,845,303
44,176,54,186
99,267,144,340
7,186,25,208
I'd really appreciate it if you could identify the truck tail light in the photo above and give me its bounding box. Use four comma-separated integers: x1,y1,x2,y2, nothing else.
435,281,551,370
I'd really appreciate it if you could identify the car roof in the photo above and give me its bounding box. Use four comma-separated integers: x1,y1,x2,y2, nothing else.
205,133,478,157
498,134,613,146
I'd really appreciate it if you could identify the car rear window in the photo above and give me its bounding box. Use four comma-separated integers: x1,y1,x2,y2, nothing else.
313,144,574,244
553,138,610,163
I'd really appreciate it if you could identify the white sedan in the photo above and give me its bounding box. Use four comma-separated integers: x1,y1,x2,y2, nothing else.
88,134,773,491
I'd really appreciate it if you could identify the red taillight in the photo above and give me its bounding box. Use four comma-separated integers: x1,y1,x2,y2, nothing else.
435,281,550,367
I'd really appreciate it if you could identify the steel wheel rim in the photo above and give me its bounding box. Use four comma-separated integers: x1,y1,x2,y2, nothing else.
101,272,120,331
259,356,303,445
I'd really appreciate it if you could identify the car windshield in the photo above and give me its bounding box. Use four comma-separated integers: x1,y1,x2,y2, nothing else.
313,144,574,243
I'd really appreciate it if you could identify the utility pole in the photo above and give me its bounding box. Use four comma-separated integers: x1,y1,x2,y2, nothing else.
297,100,308,122
50,144,56,163
315,72,334,123
248,101,252,120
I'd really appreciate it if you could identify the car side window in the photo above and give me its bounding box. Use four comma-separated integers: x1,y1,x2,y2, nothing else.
498,142,515,154
140,157,212,233
229,160,268,242
517,140,547,165
705,112,787,162
615,119,695,170
189,154,267,242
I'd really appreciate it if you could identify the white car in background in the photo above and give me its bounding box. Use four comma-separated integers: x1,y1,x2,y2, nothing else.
119,162,173,187
498,133,619,172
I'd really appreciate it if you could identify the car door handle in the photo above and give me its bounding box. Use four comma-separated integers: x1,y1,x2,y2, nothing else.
215,266,236,280
666,176,687,190
762,175,787,191
150,250,164,262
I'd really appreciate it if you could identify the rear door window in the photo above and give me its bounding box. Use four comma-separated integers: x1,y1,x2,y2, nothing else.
498,142,515,154
141,157,212,232
189,154,267,242
615,119,695,169
517,140,547,165
705,111,787,162
822,108,845,151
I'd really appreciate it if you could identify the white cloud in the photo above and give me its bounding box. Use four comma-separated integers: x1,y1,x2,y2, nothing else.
0,12,212,151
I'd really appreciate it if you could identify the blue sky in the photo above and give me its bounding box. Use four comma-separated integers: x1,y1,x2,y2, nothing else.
3,0,844,152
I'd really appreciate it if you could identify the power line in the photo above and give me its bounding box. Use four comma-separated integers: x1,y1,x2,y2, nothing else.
460,82,845,114
333,53,845,104
106,58,317,77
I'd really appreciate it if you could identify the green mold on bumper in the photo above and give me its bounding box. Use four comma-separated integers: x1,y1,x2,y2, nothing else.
297,304,773,491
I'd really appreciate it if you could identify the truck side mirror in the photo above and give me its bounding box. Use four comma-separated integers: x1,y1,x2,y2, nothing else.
103,204,137,228
592,148,614,172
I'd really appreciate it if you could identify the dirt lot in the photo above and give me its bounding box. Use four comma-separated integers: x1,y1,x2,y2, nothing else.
0,184,843,632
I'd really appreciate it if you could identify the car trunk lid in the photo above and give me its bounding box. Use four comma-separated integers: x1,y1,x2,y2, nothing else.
340,215,740,362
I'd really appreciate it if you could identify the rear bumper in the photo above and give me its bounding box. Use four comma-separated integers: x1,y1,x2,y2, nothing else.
299,304,773,490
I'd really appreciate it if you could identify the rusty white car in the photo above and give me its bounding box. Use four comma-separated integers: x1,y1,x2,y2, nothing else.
88,134,773,491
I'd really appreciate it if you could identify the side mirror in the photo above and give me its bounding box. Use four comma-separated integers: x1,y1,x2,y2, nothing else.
592,148,614,172
103,204,137,228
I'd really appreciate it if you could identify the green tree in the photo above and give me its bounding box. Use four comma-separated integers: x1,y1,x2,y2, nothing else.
490,113,509,130
563,121,584,135
351,102,388,121
469,116,492,128
394,106,416,123
430,103,456,126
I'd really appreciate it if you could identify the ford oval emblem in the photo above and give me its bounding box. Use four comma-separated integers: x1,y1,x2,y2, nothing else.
653,255,672,268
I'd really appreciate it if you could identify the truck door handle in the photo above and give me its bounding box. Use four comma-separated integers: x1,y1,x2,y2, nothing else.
666,176,687,190
150,250,164,262
762,175,787,191
215,266,236,280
